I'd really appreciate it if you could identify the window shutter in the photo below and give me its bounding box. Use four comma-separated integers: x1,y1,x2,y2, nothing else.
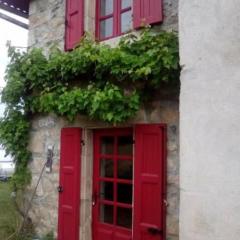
58,128,82,240
133,0,163,28
133,124,167,239
65,0,84,50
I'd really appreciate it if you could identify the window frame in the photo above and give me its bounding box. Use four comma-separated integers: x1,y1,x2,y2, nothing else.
96,0,133,41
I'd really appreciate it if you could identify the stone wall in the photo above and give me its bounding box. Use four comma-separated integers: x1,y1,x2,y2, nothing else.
26,100,179,239
28,0,178,51
179,1,240,240
28,0,65,51
27,0,179,239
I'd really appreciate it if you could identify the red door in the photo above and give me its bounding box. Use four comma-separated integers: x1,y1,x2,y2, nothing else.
58,128,82,240
93,128,133,240
93,126,166,240
133,124,167,240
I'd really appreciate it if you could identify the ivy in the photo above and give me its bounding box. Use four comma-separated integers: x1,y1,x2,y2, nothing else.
32,84,140,123
0,29,180,188
0,111,31,188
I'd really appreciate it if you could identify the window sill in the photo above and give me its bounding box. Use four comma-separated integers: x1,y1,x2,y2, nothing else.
100,30,138,47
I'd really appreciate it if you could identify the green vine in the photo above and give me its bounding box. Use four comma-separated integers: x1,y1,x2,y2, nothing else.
32,84,140,123
0,29,180,188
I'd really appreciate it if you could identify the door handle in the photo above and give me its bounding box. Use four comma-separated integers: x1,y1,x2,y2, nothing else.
92,191,99,206
148,227,163,235
57,186,64,193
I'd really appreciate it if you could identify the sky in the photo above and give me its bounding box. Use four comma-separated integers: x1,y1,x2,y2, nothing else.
0,9,28,87
0,9,28,162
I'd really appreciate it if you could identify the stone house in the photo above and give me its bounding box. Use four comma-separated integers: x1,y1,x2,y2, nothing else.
1,0,179,240
2,1,240,240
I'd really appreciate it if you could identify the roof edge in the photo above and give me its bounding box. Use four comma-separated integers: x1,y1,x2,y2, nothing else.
0,0,29,18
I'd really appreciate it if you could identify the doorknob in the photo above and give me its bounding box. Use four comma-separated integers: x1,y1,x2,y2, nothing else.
57,186,64,193
148,227,163,235
92,191,98,206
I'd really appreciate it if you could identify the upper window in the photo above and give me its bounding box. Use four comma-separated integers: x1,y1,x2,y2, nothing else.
97,0,133,40
65,0,163,50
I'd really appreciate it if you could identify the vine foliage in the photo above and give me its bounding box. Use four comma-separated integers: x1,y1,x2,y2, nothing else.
0,29,180,188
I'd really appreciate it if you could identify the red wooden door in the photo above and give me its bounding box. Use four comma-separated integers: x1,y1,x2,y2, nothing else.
93,128,133,240
133,124,166,240
58,128,82,240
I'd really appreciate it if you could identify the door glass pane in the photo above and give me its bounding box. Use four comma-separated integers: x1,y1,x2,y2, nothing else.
122,0,132,9
101,136,114,154
117,160,132,179
101,0,114,16
117,183,132,204
100,159,114,178
100,18,113,39
100,204,114,224
118,136,132,155
117,207,132,228
121,11,132,33
100,181,114,201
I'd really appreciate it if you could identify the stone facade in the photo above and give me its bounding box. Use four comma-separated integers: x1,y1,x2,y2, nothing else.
26,0,179,239
28,0,178,51
26,101,179,239
28,0,66,51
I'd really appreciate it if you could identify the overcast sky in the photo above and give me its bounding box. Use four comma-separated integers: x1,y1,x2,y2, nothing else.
0,9,28,87
0,9,28,161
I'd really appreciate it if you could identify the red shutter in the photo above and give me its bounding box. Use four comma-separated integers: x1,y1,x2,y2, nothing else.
134,124,167,240
133,0,163,28
65,0,84,50
58,128,82,240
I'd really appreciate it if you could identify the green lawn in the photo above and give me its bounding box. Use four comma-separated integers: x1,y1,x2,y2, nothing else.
0,182,54,240
0,182,20,240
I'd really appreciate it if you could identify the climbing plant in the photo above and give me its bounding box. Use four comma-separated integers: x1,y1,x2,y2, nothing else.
0,29,180,188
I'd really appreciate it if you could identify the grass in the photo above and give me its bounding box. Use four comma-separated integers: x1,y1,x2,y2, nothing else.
0,181,20,240
0,182,54,240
